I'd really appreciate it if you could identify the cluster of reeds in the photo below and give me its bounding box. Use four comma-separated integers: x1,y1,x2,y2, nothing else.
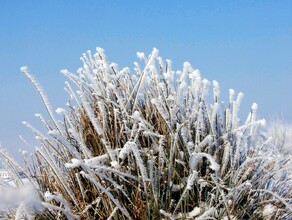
0,47,291,219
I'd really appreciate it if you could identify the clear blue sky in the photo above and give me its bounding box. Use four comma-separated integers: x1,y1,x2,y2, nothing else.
0,0,292,159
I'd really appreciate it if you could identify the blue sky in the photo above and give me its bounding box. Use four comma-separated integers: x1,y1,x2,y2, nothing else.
0,0,292,159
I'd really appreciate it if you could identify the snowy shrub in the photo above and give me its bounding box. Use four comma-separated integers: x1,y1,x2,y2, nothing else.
0,47,291,219
266,119,292,155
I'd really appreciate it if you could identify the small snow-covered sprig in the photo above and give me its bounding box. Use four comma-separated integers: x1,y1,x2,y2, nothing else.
20,66,63,135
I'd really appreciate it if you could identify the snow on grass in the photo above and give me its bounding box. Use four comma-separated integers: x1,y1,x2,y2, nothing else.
0,47,291,219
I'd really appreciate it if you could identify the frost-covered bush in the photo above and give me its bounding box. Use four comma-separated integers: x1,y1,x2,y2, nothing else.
0,47,291,219
266,119,292,155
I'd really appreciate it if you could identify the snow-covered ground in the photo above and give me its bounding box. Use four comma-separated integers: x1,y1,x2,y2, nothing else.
0,171,32,219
